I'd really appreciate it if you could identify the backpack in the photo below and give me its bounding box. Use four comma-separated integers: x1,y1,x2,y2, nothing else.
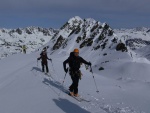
69,52,74,58
68,52,81,71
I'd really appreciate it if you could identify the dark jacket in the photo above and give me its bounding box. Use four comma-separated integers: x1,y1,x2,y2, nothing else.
63,52,90,72
38,52,50,64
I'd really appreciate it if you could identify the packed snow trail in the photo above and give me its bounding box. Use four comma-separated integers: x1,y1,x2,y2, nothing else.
0,52,149,113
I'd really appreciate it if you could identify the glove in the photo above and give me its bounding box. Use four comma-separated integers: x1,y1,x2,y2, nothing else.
37,58,40,60
64,68,68,73
49,59,52,61
88,62,92,66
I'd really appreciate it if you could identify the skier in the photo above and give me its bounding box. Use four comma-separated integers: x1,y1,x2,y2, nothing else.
63,48,91,97
22,45,27,54
37,50,52,74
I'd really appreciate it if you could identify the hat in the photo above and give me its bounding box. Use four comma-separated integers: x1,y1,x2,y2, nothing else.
74,48,79,53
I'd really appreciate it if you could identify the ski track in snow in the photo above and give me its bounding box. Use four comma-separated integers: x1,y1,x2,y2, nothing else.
0,52,148,113
0,17,150,113
0,60,35,90
32,55,146,113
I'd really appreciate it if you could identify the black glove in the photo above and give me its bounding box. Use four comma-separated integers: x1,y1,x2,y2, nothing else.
49,59,52,61
37,58,40,60
64,68,68,73
88,62,92,66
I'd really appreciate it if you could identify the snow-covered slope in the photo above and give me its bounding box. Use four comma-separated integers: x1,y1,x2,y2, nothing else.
50,16,116,52
0,27,57,59
0,16,150,113
0,48,150,113
114,27,150,65
114,27,150,50
47,16,128,73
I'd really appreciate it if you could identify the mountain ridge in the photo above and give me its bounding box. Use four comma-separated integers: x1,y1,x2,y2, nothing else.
0,16,150,60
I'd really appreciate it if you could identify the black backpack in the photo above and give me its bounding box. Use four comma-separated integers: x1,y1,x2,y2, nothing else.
68,52,81,71
69,52,74,58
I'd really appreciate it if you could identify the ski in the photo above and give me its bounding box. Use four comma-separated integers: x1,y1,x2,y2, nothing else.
68,93,82,102
44,73,54,81
79,96,91,102
66,91,91,102
45,72,51,76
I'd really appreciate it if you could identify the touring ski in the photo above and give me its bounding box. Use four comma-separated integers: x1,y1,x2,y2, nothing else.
66,91,91,102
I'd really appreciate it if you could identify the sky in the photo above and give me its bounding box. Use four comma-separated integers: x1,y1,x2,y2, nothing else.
0,0,150,29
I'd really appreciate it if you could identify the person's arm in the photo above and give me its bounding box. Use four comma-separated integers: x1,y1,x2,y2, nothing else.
80,57,91,66
47,56,52,61
46,55,52,61
63,58,69,73
37,56,41,60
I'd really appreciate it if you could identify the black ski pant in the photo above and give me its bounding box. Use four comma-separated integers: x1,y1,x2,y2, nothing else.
41,62,49,73
69,73,80,94
23,49,26,54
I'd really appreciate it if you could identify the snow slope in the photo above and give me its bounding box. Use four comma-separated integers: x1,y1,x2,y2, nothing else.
0,27,57,59
114,27,150,50
0,48,150,113
0,17,150,113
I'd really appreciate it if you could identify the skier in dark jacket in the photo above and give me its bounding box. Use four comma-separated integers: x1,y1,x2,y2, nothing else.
63,48,91,97
37,50,52,74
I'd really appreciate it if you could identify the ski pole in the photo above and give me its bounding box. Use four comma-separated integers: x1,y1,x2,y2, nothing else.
50,60,59,80
58,71,68,96
37,60,38,67
90,66,99,93
36,60,39,72
50,60,55,72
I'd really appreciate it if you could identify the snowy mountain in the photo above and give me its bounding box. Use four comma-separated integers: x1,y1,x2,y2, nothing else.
0,27,57,59
114,27,150,61
0,16,150,113
114,27,150,50
0,42,150,113
47,16,128,72
50,16,118,52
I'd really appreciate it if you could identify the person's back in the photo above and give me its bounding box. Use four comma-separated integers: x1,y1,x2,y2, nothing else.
69,54,81,72
40,52,48,63
37,50,52,73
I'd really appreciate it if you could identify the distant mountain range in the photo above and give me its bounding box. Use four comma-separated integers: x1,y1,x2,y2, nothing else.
0,27,58,59
0,16,150,60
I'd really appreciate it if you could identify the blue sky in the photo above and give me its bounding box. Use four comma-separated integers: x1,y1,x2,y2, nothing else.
0,0,149,29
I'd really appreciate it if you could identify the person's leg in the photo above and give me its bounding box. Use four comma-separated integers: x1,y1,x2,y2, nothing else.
69,76,74,92
73,75,80,95
45,62,49,73
69,71,80,96
41,62,44,72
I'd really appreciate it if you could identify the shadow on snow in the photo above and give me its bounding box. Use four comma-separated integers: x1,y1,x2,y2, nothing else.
53,98,90,113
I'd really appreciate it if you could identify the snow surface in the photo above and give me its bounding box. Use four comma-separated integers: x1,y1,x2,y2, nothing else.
0,27,56,59
0,48,150,113
0,17,150,113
